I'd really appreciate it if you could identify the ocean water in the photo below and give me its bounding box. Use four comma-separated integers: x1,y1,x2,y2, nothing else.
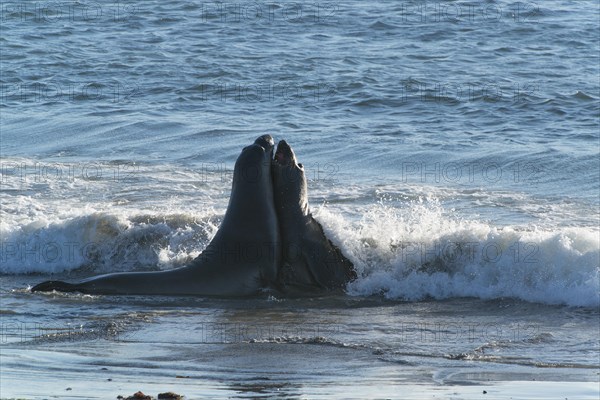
1,1,599,398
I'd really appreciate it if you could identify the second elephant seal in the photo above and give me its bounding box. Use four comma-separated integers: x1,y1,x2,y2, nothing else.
271,140,356,294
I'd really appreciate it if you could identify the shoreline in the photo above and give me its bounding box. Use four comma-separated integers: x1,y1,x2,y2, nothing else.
2,373,598,400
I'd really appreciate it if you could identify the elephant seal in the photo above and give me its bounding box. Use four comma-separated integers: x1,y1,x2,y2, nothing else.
271,140,356,294
32,135,281,296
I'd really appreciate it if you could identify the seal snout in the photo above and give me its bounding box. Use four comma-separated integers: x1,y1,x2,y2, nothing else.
274,140,295,166
254,134,275,152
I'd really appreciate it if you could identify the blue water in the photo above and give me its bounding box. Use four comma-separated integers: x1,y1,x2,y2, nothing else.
0,1,599,398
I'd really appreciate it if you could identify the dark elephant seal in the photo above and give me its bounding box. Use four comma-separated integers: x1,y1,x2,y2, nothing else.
32,135,281,296
271,140,356,294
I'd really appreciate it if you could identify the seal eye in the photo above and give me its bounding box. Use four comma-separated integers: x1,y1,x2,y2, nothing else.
298,163,304,169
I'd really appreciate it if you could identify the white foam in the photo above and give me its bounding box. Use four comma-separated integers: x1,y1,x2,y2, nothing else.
316,199,599,308
0,207,221,275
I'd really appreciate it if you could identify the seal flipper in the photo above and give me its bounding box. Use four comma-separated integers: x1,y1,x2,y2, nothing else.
275,260,329,296
302,215,357,290
31,280,78,293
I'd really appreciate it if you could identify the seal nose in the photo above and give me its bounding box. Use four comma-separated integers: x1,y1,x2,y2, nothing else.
254,135,274,152
277,140,290,152
275,140,295,165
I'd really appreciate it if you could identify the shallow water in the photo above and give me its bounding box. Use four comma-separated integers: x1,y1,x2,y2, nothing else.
1,0,599,398
2,276,599,399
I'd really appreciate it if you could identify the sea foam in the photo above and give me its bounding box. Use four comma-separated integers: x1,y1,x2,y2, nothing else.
2,198,598,308
317,199,599,308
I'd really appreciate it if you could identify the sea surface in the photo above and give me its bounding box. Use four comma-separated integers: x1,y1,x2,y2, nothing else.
1,1,599,399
